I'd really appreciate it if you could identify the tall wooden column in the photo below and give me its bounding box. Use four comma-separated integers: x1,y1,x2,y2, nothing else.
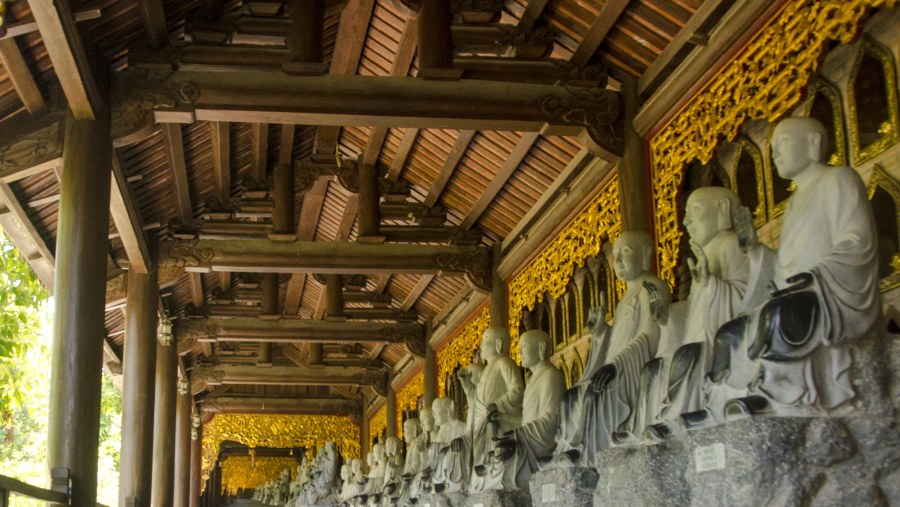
423,330,437,406
189,424,202,507
47,108,112,507
489,243,507,329
386,387,397,438
418,0,458,79
151,339,178,506
257,273,278,366
357,163,383,242
284,0,326,74
173,377,192,507
618,75,652,234
269,162,296,241
119,266,159,507
359,396,370,459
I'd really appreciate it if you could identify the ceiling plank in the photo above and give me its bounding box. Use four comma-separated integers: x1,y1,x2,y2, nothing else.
210,121,231,206
109,152,150,274
423,130,475,208
28,0,100,119
569,0,631,68
0,39,46,115
460,132,539,229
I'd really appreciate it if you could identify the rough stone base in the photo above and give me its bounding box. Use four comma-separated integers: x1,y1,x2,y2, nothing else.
529,465,598,507
464,490,532,507
589,415,899,506
418,492,467,507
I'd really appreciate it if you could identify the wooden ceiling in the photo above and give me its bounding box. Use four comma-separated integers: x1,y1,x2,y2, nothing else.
0,0,717,418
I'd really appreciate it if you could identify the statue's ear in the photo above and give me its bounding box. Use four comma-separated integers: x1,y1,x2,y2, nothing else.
716,197,733,230
807,131,823,162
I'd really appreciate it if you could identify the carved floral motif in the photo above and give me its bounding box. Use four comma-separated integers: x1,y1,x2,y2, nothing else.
436,306,490,396
368,404,387,448
650,0,895,287
395,371,424,438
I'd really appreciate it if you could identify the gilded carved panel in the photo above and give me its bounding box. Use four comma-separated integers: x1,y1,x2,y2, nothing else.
650,0,895,287
368,404,387,449
436,306,490,396
395,371,424,438
220,456,297,495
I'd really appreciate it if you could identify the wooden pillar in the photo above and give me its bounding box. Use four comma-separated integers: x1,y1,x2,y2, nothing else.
47,107,112,507
386,386,397,438
189,423,202,507
174,379,192,507
210,460,222,507
257,273,278,365
618,75,651,234
357,163,384,242
151,340,178,507
489,243,508,329
418,0,458,79
284,0,326,74
325,274,345,321
308,343,324,364
359,396,370,459
423,326,437,405
270,162,296,241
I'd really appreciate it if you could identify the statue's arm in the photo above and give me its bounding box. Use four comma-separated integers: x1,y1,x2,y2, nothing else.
493,361,525,415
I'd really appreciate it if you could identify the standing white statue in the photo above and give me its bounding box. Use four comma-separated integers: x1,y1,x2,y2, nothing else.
555,231,669,462
429,396,468,493
485,329,565,490
339,463,353,503
397,417,424,505
409,408,436,501
462,327,524,488
710,116,881,417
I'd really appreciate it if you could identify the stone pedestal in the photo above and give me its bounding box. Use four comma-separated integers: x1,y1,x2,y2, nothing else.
465,490,531,507
529,466,598,507
419,491,467,507
587,415,899,507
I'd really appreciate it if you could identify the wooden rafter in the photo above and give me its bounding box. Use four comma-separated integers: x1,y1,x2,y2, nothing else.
138,0,168,50
517,0,551,32
401,275,433,312
0,182,55,290
0,39,46,115
250,123,269,183
386,128,418,181
210,121,231,206
109,151,151,274
569,0,631,68
424,130,475,208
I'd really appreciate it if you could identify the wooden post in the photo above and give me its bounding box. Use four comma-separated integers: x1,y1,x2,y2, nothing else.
385,386,397,438
173,380,192,507
357,163,383,242
308,343,323,364
618,75,651,234
423,323,437,405
47,108,111,507
151,340,177,507
489,243,507,330
325,274,345,321
418,0,460,79
270,162,296,241
189,424,202,507
119,264,159,507
257,273,277,365
284,0,326,75
359,396,370,459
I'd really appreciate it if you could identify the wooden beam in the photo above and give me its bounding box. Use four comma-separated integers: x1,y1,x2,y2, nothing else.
401,275,433,312
297,177,330,239
199,396,360,415
191,364,388,390
517,0,551,32
250,123,269,183
0,39,46,115
423,130,475,208
0,113,64,183
0,182,55,290
386,128,418,181
189,273,204,308
161,123,193,225
131,71,619,138
0,6,102,42
138,0,168,50
210,121,231,206
278,123,295,165
28,0,100,119
460,132,539,229
109,151,151,274
569,0,631,68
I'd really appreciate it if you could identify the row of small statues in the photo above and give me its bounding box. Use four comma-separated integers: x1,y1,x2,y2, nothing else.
336,116,885,502
251,442,340,506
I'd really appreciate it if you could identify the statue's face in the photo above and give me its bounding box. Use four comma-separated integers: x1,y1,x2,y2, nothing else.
519,336,541,368
366,451,375,466
613,238,645,281
386,437,398,454
433,401,450,425
373,444,385,460
479,333,499,361
403,420,419,442
684,192,721,247
352,459,362,474
772,124,814,180
341,465,350,480
421,409,434,431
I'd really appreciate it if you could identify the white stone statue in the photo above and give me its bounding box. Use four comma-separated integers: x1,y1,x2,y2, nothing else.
339,463,353,503
429,396,468,494
363,443,386,501
710,116,881,417
485,329,565,490
554,231,670,462
349,457,367,501
409,408,436,501
379,436,404,504
462,327,524,485
397,418,424,505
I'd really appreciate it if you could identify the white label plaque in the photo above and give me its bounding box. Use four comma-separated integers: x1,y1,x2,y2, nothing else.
694,443,726,472
542,483,557,502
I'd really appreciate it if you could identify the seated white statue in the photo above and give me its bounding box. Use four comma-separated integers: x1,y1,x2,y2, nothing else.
486,329,565,490
409,408,436,501
462,327,523,488
555,231,669,462
709,116,881,418
396,418,424,505
429,396,468,494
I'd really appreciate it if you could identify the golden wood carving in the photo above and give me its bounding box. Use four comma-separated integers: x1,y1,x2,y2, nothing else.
508,176,620,361
395,371,424,438
368,404,387,448
436,306,490,396
220,456,297,495
867,165,900,291
201,414,359,481
650,0,895,287
848,36,900,165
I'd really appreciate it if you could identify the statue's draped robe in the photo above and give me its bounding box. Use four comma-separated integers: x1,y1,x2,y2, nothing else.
754,166,879,411
659,231,749,421
582,276,666,460
433,419,468,492
471,355,524,470
505,362,565,489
